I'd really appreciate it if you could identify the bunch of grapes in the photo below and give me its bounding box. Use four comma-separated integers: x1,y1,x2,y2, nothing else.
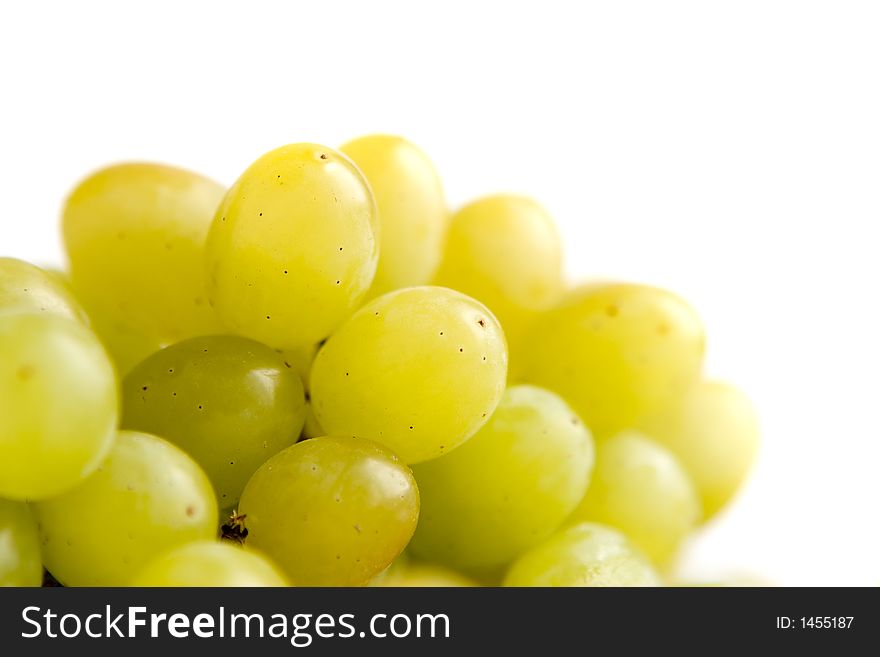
0,137,759,587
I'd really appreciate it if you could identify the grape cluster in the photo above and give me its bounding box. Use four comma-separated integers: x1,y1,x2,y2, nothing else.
0,136,759,587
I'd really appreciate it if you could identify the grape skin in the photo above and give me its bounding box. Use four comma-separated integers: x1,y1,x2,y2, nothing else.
0,499,42,587
341,134,447,299
276,344,325,440
130,541,289,587
433,195,564,378
637,381,761,520
373,562,477,588
0,257,89,324
62,163,226,371
206,143,379,349
239,436,419,587
0,313,118,501
33,431,218,587
567,432,701,564
121,335,306,510
504,522,661,587
520,283,705,439
410,385,594,571
310,286,508,464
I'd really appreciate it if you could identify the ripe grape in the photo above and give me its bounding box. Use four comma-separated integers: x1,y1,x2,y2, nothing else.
637,381,760,520
62,163,225,371
301,405,325,440
0,313,118,500
410,385,593,570
310,286,508,463
121,336,307,510
0,499,42,587
33,431,218,586
520,283,705,438
238,436,419,586
568,432,701,564
341,134,446,298
206,143,379,349
433,195,563,376
276,344,325,439
374,562,476,587
130,541,289,587
0,257,88,324
503,522,661,587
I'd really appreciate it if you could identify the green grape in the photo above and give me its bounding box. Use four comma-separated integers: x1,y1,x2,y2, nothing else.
277,343,319,391
121,336,307,510
0,313,118,500
637,380,760,520
568,432,700,564
275,344,325,440
130,541,289,587
340,134,446,298
503,522,661,587
0,499,42,587
206,143,379,349
410,385,593,570
376,563,477,588
310,286,508,464
301,404,325,440
0,257,88,324
520,283,705,439
33,431,218,586
432,195,563,377
62,163,226,359
89,315,164,376
238,436,419,586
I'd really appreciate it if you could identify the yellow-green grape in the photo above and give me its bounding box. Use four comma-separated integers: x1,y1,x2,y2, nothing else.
376,563,477,588
521,283,705,439
0,257,88,324
33,431,217,586
121,336,307,510
276,344,325,440
130,541,289,587
0,313,118,500
206,144,379,349
637,381,760,520
62,163,225,360
277,343,319,391
340,135,446,298
433,195,563,376
410,385,593,570
89,316,165,377
301,405,325,440
0,499,42,587
568,432,700,564
503,522,661,587
310,286,508,464
238,436,419,586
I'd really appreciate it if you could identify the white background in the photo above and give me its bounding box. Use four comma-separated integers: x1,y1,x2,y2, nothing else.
2,1,878,585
